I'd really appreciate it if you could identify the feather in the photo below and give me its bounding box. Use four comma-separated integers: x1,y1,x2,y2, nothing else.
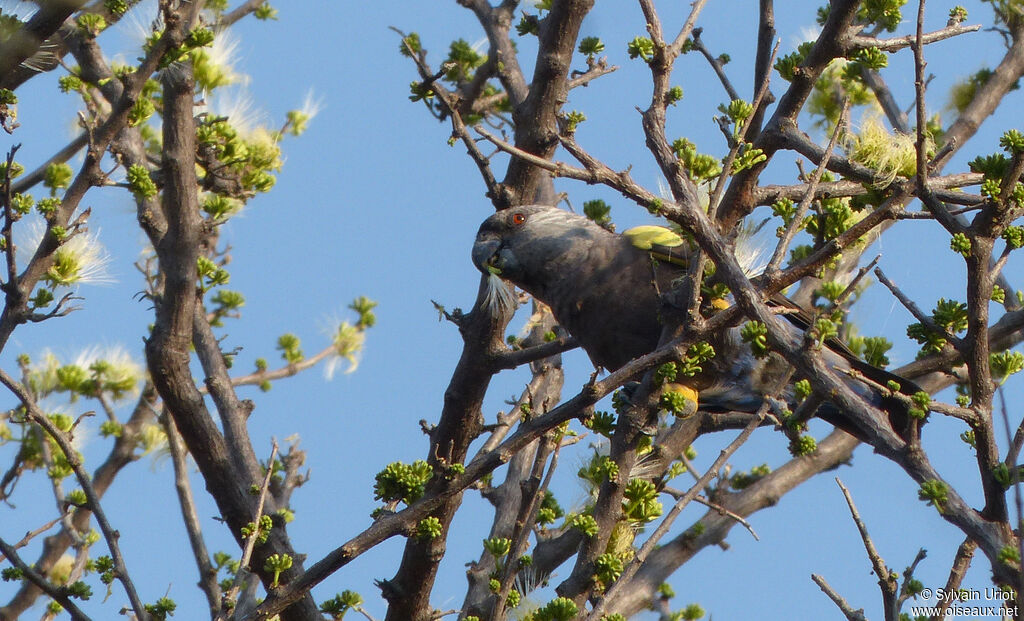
481,271,517,315
734,218,772,277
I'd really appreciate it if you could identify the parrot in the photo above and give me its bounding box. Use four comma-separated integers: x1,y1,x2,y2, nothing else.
471,204,920,442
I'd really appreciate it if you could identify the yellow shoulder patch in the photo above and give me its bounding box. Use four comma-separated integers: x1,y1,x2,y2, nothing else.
622,225,685,250
661,383,699,418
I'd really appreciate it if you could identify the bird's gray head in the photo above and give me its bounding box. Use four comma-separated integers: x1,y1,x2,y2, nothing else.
472,205,605,281
472,205,607,315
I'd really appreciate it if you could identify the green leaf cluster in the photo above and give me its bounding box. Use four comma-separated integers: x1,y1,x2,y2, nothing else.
740,321,769,358
918,479,948,513
537,491,565,525
594,552,623,586
579,36,605,58
570,513,599,537
857,0,908,32
444,39,486,83
523,597,578,621
847,335,892,368
788,434,817,457
144,597,177,621
240,514,274,544
775,42,814,82
622,479,662,523
627,36,655,63
730,464,771,490
585,411,614,440
373,460,434,505
991,350,1024,385
263,553,293,587
197,256,230,292
583,199,612,227
320,590,364,619
578,453,618,489
671,138,721,183
196,116,282,198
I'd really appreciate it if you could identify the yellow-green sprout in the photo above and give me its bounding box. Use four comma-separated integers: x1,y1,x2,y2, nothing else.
20,221,113,288
190,28,244,92
72,345,145,401
49,554,75,585
27,350,62,395
138,423,168,456
286,90,324,136
808,60,876,128
325,321,366,379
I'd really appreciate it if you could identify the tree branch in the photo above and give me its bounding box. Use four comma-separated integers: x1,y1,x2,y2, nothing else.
165,413,221,619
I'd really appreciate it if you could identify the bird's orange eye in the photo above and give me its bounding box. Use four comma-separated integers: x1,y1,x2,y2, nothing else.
512,213,526,225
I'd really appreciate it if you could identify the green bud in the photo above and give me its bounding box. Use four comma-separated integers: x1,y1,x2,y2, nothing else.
627,36,655,63
578,36,605,57
918,479,948,513
950,232,971,257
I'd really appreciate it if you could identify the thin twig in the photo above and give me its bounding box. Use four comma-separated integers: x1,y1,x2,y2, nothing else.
754,173,982,206
997,387,1024,600
224,345,334,389
874,266,964,352
2,145,21,291
812,573,868,621
668,0,710,56
391,26,503,204
928,538,976,621
165,412,221,617
490,336,578,371
766,101,848,273
836,477,898,618
220,441,280,617
848,23,981,52
11,133,89,195
837,477,888,579
708,39,780,219
219,0,268,27
661,489,760,541
0,516,62,562
491,435,562,620
567,58,619,89
690,28,740,101
897,548,928,608
832,254,880,310
1005,395,1024,468
355,606,379,621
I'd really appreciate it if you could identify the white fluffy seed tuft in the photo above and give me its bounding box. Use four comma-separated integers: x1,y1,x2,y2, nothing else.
481,272,517,315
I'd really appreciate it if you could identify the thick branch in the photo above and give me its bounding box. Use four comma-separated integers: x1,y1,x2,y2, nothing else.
143,59,317,620
498,0,595,207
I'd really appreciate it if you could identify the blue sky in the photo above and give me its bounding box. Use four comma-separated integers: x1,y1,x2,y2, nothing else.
1,1,1022,619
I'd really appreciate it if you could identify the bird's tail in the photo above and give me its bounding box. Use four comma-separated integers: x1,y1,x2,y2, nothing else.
697,362,923,444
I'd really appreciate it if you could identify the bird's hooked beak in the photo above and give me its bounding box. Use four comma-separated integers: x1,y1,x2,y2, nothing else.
471,235,504,275
472,234,518,315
